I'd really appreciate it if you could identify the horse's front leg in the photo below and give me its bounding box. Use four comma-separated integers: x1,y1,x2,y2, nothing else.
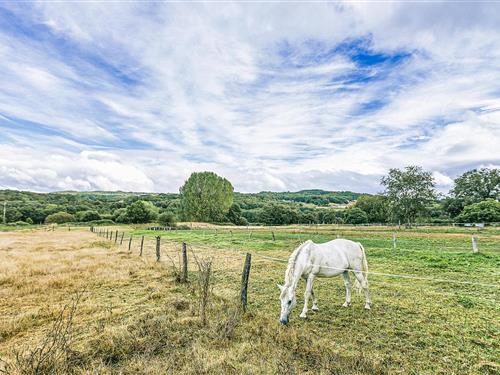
300,274,315,319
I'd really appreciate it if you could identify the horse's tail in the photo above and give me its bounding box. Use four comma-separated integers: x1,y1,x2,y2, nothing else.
354,243,368,293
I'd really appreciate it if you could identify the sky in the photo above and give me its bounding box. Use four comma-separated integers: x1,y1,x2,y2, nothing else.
0,1,499,194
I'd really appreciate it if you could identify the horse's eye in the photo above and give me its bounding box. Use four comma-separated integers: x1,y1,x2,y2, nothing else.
288,300,292,305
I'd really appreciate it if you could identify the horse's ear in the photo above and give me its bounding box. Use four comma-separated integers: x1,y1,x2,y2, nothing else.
277,284,284,292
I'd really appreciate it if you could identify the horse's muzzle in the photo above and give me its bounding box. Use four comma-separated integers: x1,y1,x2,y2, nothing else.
280,318,289,325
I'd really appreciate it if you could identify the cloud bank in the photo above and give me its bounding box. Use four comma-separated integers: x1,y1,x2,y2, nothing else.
0,2,499,193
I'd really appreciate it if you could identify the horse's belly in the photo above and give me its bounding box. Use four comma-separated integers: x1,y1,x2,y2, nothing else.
316,267,344,278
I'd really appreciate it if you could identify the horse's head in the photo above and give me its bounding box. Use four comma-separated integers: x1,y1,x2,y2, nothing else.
277,284,296,325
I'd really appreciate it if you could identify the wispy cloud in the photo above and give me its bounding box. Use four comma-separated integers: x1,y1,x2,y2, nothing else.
0,2,499,193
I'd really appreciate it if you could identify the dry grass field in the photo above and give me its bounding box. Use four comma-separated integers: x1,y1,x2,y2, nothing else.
0,226,499,374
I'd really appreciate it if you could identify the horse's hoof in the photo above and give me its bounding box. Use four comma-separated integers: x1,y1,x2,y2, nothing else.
299,313,307,319
312,306,319,311
364,304,371,310
342,302,350,308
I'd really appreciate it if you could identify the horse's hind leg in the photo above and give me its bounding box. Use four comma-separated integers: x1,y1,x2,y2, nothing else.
353,271,371,310
342,271,351,307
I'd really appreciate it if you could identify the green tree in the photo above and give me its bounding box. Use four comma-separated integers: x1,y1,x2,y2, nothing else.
158,211,176,227
381,166,436,227
455,199,500,223
45,212,75,224
180,172,234,222
344,207,369,224
76,210,101,222
259,203,299,225
354,195,389,223
441,197,465,218
451,168,499,204
225,203,248,226
126,200,159,224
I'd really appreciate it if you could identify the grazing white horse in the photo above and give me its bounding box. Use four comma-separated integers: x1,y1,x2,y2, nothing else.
277,239,371,325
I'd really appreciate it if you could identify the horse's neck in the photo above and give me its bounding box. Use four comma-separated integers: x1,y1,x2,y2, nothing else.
285,248,309,289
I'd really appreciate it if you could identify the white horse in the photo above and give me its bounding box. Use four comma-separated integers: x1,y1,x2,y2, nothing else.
277,239,371,325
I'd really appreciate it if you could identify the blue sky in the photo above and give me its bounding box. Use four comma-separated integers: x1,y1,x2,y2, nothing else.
0,2,499,193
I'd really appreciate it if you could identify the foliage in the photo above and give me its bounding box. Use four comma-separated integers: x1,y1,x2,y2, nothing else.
76,210,101,222
45,212,75,224
451,168,499,204
180,172,234,222
381,166,436,226
344,207,369,224
258,203,299,225
354,195,389,223
126,201,159,224
455,199,500,223
441,197,465,218
225,203,248,226
158,211,176,227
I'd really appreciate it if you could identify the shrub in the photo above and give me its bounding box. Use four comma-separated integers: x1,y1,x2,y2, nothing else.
344,208,369,224
125,201,158,224
76,210,101,222
88,219,115,225
158,211,176,227
45,212,75,224
456,199,500,223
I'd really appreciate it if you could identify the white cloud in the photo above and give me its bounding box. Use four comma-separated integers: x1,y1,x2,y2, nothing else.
0,2,499,193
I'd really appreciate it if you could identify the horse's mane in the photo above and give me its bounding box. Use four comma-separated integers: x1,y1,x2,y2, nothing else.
284,240,312,286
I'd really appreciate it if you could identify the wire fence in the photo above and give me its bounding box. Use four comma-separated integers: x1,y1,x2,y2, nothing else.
88,226,499,307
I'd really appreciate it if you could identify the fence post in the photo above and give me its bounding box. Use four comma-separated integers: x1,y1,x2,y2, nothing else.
120,232,124,245
240,253,252,312
181,242,188,282
393,233,397,250
106,229,109,239
272,231,275,241
156,236,161,261
140,235,144,256
128,236,132,251
115,230,118,243
472,235,479,253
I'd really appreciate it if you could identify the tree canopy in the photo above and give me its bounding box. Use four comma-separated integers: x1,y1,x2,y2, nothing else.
451,168,499,204
381,166,436,226
180,172,234,222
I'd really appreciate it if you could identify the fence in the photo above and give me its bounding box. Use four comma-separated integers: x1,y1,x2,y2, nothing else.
89,225,499,313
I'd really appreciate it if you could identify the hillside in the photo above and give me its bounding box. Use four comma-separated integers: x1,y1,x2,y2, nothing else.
0,189,363,225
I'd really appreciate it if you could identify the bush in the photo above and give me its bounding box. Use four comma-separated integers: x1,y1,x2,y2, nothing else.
45,212,75,224
126,201,158,224
456,199,500,223
158,211,176,227
7,221,30,226
76,210,101,222
88,219,115,225
344,208,369,224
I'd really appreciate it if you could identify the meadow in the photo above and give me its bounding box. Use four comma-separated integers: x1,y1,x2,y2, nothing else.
0,225,498,374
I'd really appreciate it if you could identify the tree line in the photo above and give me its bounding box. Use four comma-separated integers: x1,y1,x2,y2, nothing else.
1,167,498,227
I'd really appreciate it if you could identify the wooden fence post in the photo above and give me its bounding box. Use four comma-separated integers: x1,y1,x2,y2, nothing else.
472,235,479,253
393,233,397,250
272,231,276,241
120,232,124,245
181,242,188,282
115,230,118,243
140,235,144,256
156,236,161,261
240,253,252,312
128,236,132,251
106,229,109,239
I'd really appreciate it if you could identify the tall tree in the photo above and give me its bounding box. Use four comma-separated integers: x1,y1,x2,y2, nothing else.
451,168,499,204
381,166,436,226
180,172,234,222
